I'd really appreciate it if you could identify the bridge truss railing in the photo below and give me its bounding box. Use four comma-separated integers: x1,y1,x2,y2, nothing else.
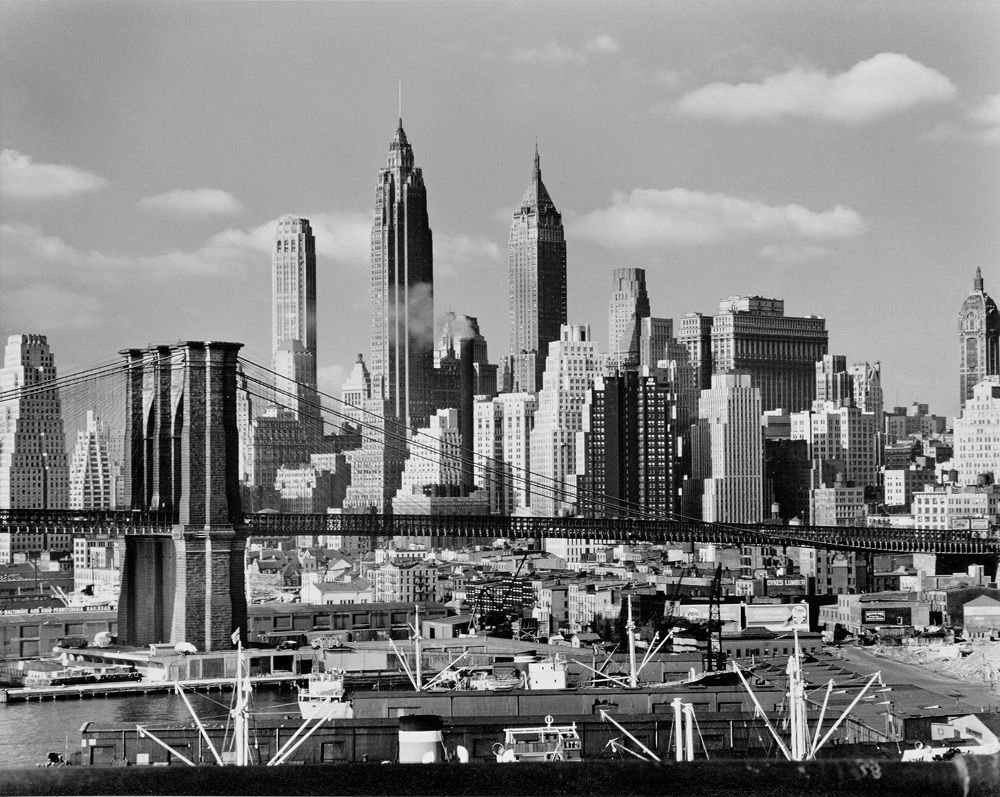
1,510,997,554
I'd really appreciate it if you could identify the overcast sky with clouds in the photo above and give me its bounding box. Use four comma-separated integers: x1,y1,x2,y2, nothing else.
2,1,998,421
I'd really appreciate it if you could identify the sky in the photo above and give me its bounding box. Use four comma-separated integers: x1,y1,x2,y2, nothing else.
2,1,998,423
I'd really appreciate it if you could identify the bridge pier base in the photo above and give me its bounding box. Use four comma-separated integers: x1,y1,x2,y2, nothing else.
117,340,248,651
117,528,247,652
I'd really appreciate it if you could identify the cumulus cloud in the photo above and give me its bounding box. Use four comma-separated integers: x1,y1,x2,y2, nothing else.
676,53,955,124
137,187,244,216
0,283,103,332
1,221,257,278
0,149,109,200
584,35,620,54
758,244,832,265
571,188,865,249
1,210,377,284
435,234,501,278
511,34,620,64
924,89,1000,144
510,41,586,64
969,90,1000,143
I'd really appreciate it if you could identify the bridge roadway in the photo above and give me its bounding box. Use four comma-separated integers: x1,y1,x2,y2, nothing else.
2,509,998,555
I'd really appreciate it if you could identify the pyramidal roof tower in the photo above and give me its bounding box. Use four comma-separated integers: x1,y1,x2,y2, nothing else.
507,146,567,394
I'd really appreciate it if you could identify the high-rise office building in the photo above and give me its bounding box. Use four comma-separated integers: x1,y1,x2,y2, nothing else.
677,313,714,392
791,402,879,489
340,354,372,431
371,119,435,430
342,398,407,515
529,325,601,517
608,268,650,369
434,313,498,399
0,334,69,510
815,354,851,406
953,379,1000,485
815,354,883,420
639,317,673,370
576,368,678,518
849,361,883,419
958,268,999,410
68,410,113,509
244,406,314,511
272,216,320,435
693,372,763,523
474,392,538,514
711,296,827,413
508,148,567,394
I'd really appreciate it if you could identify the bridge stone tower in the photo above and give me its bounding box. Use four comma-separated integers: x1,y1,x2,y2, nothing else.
117,341,247,652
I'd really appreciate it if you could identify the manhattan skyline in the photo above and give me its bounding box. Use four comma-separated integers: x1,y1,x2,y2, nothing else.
2,1,999,420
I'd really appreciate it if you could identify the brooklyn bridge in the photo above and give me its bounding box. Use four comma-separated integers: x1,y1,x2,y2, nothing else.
2,341,996,652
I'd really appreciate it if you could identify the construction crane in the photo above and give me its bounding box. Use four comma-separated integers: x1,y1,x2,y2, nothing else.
706,563,724,672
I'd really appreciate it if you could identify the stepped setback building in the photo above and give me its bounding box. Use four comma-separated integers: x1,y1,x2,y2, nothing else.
508,149,567,394
608,268,650,369
272,216,321,436
0,334,69,510
370,119,435,430
529,325,601,518
68,410,114,509
958,268,999,410
953,379,1000,486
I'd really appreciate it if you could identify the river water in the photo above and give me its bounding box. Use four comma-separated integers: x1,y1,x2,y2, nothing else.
0,687,299,768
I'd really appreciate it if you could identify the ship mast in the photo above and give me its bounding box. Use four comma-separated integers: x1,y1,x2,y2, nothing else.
626,595,638,689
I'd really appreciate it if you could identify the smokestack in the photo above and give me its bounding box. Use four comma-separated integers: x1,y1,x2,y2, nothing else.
459,337,475,491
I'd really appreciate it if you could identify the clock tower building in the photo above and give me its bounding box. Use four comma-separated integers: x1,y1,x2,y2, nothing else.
959,268,1000,412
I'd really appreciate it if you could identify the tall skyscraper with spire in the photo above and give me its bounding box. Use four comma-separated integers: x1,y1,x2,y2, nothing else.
508,147,567,394
370,117,435,431
272,215,320,436
959,268,999,411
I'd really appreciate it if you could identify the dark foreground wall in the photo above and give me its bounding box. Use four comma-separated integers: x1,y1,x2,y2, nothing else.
2,757,999,797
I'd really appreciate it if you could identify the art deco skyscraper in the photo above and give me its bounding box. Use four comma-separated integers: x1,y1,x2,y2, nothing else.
0,334,69,509
508,148,567,394
529,325,601,518
958,268,999,410
693,372,763,524
608,268,650,369
371,119,435,431
272,216,320,436
69,410,114,509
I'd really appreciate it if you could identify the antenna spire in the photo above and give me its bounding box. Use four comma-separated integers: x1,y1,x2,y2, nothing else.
398,81,402,127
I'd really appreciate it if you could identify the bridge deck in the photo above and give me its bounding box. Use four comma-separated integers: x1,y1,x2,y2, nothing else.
2,509,997,554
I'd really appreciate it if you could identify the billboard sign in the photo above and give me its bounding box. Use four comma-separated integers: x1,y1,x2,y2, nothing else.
861,607,911,626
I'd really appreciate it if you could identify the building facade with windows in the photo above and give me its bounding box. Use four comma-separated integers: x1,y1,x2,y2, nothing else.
370,120,435,431
694,372,763,524
0,334,69,510
272,216,321,436
958,268,999,411
508,149,567,394
68,410,114,510
710,296,828,413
